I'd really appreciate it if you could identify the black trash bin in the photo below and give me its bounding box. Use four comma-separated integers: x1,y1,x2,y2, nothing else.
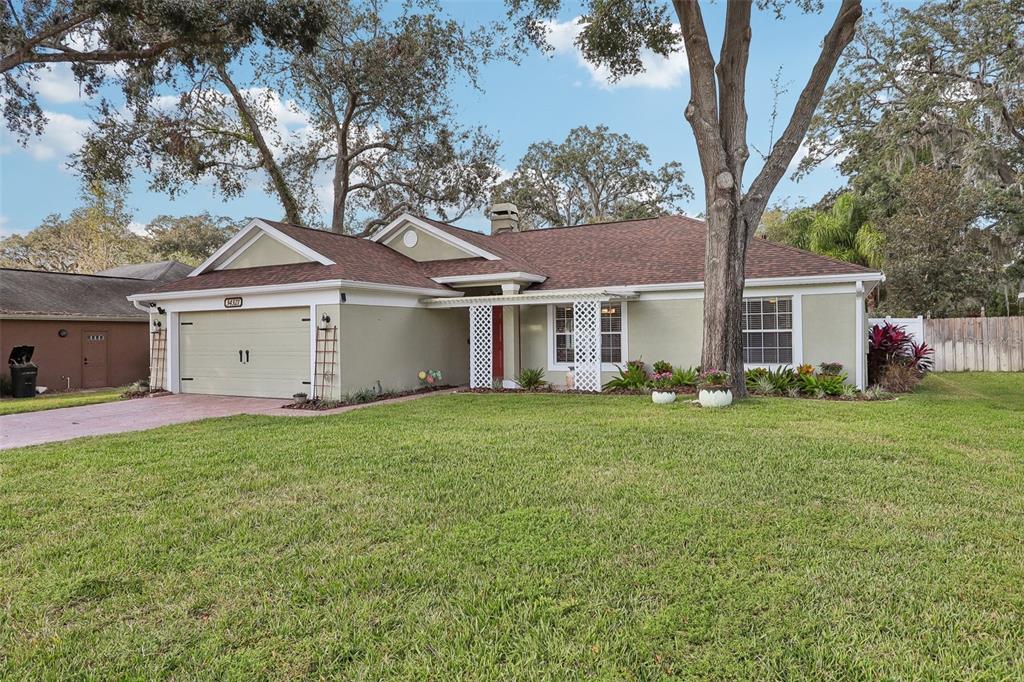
9,346,38,399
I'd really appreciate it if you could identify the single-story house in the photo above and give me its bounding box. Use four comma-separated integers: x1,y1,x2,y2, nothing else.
1,261,190,391
127,205,882,398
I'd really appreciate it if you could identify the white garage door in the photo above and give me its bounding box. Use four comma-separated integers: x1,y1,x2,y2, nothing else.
179,307,310,398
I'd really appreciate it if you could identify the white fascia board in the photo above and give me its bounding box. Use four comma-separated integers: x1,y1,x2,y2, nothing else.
430,272,547,285
421,288,637,308
368,213,501,261
188,219,336,277
128,278,461,303
626,271,885,292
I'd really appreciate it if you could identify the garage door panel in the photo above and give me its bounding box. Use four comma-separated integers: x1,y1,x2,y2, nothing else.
179,307,310,398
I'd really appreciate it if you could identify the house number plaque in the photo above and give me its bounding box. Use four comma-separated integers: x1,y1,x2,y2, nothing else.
224,297,243,308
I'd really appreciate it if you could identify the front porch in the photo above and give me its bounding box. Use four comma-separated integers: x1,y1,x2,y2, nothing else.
422,289,637,392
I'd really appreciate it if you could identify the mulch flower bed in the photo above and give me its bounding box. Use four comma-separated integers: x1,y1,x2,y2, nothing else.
462,386,699,396
282,385,453,411
122,388,172,400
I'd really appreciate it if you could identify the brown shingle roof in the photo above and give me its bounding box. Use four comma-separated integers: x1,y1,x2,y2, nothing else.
422,215,876,289
145,214,877,296
145,221,449,295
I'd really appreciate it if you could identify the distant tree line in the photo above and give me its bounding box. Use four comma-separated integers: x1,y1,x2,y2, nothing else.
0,192,240,272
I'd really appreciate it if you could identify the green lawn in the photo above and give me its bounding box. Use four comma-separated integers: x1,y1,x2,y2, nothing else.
1,374,1022,678
0,387,125,415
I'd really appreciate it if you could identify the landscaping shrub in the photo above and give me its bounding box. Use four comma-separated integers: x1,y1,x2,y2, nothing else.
797,372,846,398
651,360,673,375
651,371,675,390
603,362,651,391
818,362,844,376
350,388,378,404
880,362,921,393
868,322,934,384
516,367,547,390
752,374,778,395
697,368,730,389
766,366,798,393
863,384,892,400
671,366,699,387
746,366,798,395
745,367,769,390
796,363,815,376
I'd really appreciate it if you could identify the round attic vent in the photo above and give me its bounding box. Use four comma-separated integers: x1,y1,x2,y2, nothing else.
402,229,418,247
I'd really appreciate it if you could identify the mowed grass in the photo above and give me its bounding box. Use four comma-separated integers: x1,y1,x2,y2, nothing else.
0,387,125,415
1,374,1022,679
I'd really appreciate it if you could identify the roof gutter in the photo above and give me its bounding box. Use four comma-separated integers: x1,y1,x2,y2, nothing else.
127,278,463,303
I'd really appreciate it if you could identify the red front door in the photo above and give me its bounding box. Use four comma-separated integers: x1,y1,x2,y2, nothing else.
492,307,504,380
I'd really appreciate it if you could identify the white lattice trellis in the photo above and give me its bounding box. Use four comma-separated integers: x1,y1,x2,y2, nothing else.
469,305,493,388
573,299,602,392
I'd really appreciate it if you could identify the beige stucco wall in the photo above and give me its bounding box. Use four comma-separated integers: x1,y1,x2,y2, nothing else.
802,292,859,379
223,234,311,269
335,305,469,395
384,225,473,262
627,299,703,369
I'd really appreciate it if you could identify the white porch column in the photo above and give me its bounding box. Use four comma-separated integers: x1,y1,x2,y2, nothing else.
468,304,493,388
572,298,602,392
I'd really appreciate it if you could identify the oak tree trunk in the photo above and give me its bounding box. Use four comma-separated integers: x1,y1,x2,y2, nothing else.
675,0,862,397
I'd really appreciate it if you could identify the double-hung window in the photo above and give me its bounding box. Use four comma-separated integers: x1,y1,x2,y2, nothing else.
552,303,624,365
742,297,793,364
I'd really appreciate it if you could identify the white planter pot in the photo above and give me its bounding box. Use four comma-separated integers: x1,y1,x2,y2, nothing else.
651,390,676,404
698,388,733,408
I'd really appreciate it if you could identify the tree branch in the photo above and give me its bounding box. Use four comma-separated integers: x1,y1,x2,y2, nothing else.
742,0,862,234
2,40,176,73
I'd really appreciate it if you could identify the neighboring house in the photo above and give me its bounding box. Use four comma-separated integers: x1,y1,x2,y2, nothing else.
128,206,883,399
0,261,190,391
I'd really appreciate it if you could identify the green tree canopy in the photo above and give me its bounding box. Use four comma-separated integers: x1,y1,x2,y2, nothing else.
0,192,150,272
494,125,692,229
1,0,330,142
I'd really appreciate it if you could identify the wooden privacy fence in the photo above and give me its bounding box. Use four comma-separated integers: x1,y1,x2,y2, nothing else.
924,316,1024,372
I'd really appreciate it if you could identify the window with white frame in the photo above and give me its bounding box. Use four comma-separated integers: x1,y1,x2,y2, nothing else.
552,303,623,364
743,296,793,364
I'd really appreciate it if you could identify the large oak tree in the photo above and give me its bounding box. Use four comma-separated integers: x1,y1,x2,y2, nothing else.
1,0,329,141
495,125,692,228
507,0,863,394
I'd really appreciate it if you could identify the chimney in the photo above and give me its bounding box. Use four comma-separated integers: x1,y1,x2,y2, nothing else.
489,203,520,235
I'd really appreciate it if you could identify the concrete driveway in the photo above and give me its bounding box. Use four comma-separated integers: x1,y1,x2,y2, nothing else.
0,394,288,450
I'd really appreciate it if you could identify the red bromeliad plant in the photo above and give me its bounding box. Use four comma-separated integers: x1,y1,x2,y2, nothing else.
867,322,934,384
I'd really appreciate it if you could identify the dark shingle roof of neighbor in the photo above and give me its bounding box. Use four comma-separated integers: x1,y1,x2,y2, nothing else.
145,215,880,296
96,260,192,281
0,261,190,318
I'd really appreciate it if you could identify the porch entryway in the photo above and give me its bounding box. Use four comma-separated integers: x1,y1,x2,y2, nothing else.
423,290,636,392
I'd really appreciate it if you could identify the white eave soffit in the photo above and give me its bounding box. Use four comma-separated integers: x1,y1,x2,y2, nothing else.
367,213,501,261
188,218,335,277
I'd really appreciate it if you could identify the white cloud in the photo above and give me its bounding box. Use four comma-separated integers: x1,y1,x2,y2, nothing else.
36,64,86,104
127,221,148,235
545,17,687,90
25,111,91,160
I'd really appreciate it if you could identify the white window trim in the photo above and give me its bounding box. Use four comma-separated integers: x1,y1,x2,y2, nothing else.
546,301,628,372
742,293,803,370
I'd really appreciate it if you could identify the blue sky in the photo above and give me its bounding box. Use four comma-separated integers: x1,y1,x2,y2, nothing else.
0,1,898,237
